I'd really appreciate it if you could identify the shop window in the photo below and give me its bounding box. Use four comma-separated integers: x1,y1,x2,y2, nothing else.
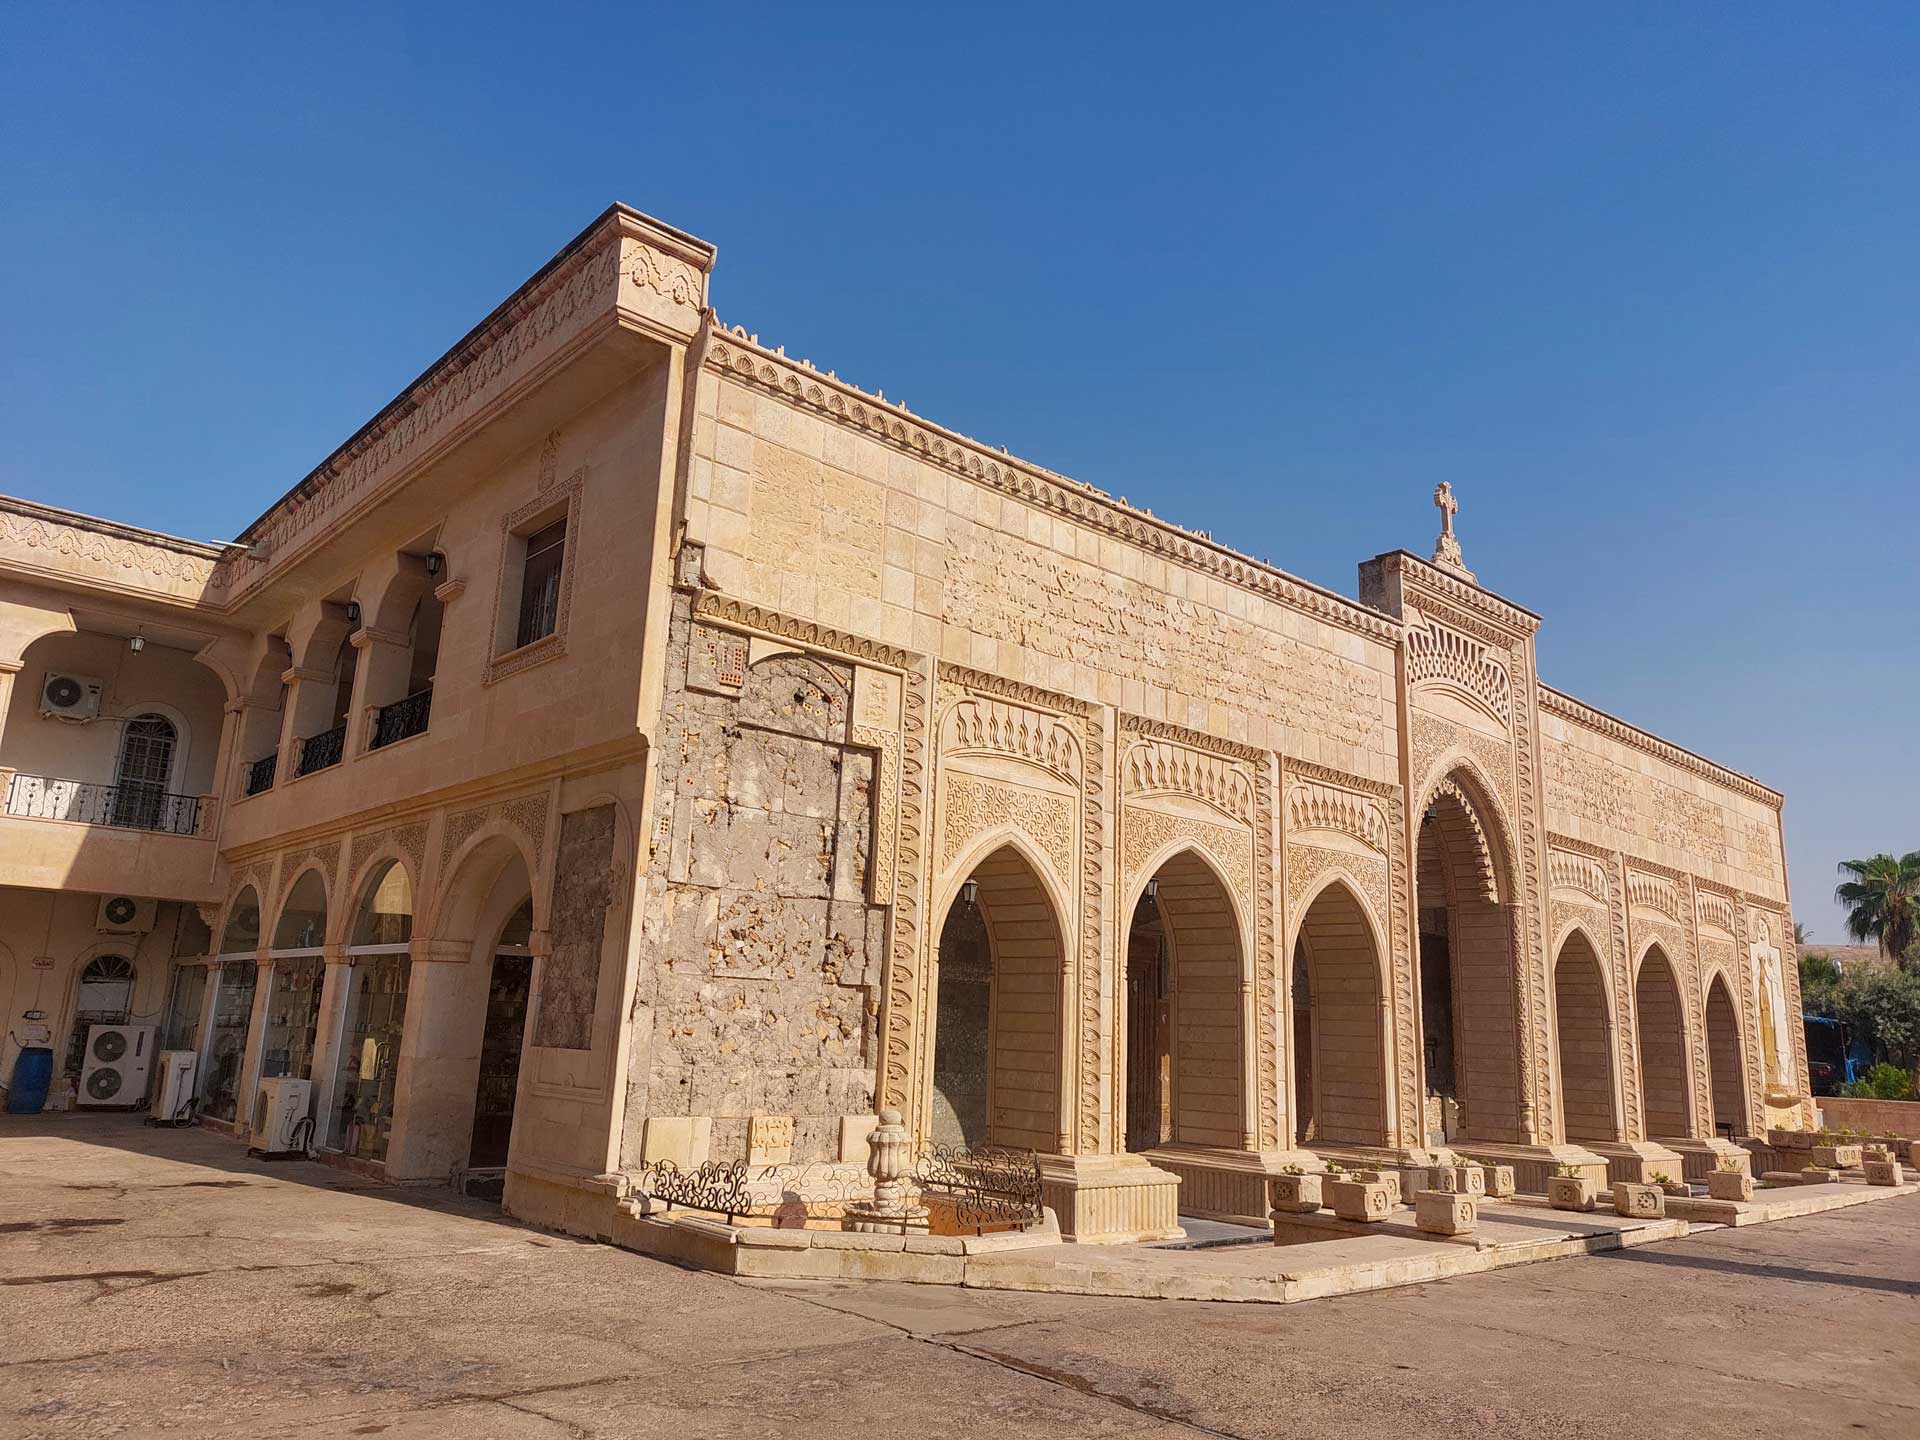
259,958,325,1080
326,957,409,1161
200,961,258,1121
162,965,209,1052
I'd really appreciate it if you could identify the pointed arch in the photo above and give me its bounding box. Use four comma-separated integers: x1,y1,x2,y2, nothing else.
928,838,1068,1155
1292,874,1393,1147
1704,969,1749,1138
1121,844,1252,1153
1635,943,1694,1139
1552,927,1619,1142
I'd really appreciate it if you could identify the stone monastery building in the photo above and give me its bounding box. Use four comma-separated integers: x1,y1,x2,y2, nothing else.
0,205,1812,1240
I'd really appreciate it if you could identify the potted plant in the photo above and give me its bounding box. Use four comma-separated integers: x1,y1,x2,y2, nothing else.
1650,1170,1688,1198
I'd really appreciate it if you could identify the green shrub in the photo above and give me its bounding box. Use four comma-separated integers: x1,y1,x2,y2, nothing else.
1844,1062,1914,1100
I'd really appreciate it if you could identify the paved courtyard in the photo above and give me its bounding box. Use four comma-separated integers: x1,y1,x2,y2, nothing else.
3,1116,1916,1439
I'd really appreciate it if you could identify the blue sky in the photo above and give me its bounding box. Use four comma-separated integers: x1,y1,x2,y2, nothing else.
2,4,1913,937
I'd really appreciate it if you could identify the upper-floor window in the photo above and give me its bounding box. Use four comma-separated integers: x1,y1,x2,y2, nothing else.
113,714,177,827
515,518,566,649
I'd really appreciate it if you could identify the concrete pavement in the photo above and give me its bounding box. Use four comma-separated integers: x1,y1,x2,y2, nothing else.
3,1114,1917,1438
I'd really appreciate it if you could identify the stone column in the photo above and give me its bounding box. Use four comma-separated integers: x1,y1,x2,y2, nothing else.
307,943,353,1151
385,936,491,1181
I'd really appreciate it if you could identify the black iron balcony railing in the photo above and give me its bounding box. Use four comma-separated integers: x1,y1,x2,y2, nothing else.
294,724,347,777
370,687,432,750
243,751,277,796
4,772,203,835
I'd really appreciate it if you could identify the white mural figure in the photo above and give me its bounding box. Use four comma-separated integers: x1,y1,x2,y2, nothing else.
1750,923,1793,1093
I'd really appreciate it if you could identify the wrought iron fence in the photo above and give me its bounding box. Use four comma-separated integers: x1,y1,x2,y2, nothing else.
243,751,277,796
635,1158,751,1222
912,1143,1046,1234
4,772,202,835
294,723,347,777
370,688,432,750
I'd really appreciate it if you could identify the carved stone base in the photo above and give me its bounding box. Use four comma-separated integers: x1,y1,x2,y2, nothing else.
1141,1144,1321,1227
1585,1139,1691,1187
841,1203,930,1234
1659,1136,1751,1182
1456,1141,1608,1195
1037,1152,1184,1243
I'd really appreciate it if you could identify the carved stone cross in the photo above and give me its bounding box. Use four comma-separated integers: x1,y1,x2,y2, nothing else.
1430,482,1475,581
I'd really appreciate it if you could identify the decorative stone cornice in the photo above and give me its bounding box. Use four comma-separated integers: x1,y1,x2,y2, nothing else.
0,496,234,601
689,589,917,672
1539,686,1783,808
224,206,715,602
701,324,1401,647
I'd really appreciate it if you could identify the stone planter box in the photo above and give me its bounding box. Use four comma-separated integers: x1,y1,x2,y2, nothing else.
1414,1190,1477,1236
1323,1178,1393,1223
1906,1141,1920,1169
1481,1163,1516,1198
1864,1159,1903,1187
1269,1173,1323,1215
1811,1145,1862,1169
1353,1170,1401,1207
1655,1177,1689,1197
1547,1174,1599,1212
1612,1181,1665,1219
1706,1169,1754,1202
1432,1164,1487,1198
1769,1129,1812,1151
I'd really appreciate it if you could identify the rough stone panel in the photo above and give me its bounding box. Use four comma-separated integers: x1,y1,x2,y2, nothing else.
535,803,616,1050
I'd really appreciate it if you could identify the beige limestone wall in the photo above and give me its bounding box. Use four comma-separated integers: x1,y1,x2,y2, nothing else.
1540,695,1785,903
685,365,1402,784
0,886,198,1107
3,632,227,795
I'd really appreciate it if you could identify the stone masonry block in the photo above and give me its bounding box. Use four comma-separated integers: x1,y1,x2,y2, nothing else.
641,1116,712,1169
749,1114,795,1165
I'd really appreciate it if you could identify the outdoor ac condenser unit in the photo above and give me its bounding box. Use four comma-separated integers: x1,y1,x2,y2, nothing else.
76,1024,155,1107
150,1049,198,1123
251,1076,313,1154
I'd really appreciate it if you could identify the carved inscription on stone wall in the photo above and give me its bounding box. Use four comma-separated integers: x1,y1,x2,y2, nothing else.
944,527,1386,752
745,440,885,599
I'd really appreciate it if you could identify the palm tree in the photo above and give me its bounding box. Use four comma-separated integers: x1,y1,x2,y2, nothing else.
1834,852,1920,971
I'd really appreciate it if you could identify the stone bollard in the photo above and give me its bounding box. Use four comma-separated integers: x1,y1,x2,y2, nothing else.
1269,1172,1323,1216
1414,1190,1477,1236
1323,1177,1393,1223
841,1108,930,1233
1707,1169,1754,1202
1864,1158,1902,1187
1547,1173,1599,1212
1612,1182,1665,1219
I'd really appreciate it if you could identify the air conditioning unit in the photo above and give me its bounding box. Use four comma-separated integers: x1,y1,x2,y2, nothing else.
251,1076,313,1154
97,895,158,933
77,1024,155,1107
150,1049,199,1122
40,673,104,722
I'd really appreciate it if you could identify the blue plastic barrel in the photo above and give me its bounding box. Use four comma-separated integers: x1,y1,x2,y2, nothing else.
6,1046,54,1114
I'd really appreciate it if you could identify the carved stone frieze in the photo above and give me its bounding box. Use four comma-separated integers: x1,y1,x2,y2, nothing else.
943,694,1082,784
1076,706,1108,1151
1120,805,1253,906
1385,793,1420,1145
1252,761,1281,1151
879,665,929,1120
1548,848,1610,905
1626,870,1684,922
1284,778,1388,854
1285,842,1390,941
940,774,1074,884
1123,738,1254,823
1406,613,1513,726
348,819,430,890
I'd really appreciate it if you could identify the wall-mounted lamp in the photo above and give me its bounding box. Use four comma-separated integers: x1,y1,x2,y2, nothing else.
1145,878,1158,901
127,633,145,654
960,878,978,907
344,601,362,626
424,551,444,578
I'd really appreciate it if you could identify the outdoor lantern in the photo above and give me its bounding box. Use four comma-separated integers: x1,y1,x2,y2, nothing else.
127,633,145,653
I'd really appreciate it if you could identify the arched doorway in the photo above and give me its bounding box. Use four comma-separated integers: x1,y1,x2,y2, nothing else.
470,900,533,1170
1292,880,1390,1147
1635,946,1693,1139
1122,850,1247,1154
1705,974,1748,1139
929,843,1065,1154
1553,931,1619,1143
65,954,135,1081
1415,773,1521,1143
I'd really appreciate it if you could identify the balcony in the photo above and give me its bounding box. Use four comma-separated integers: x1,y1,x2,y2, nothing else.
243,751,278,796
370,687,433,750
0,768,221,902
294,723,347,778
4,772,204,835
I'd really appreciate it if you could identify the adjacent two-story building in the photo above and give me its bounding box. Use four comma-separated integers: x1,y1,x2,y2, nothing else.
0,204,1812,1241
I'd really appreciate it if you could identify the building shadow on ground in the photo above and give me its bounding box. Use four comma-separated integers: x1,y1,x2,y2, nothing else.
1593,1242,1920,1296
